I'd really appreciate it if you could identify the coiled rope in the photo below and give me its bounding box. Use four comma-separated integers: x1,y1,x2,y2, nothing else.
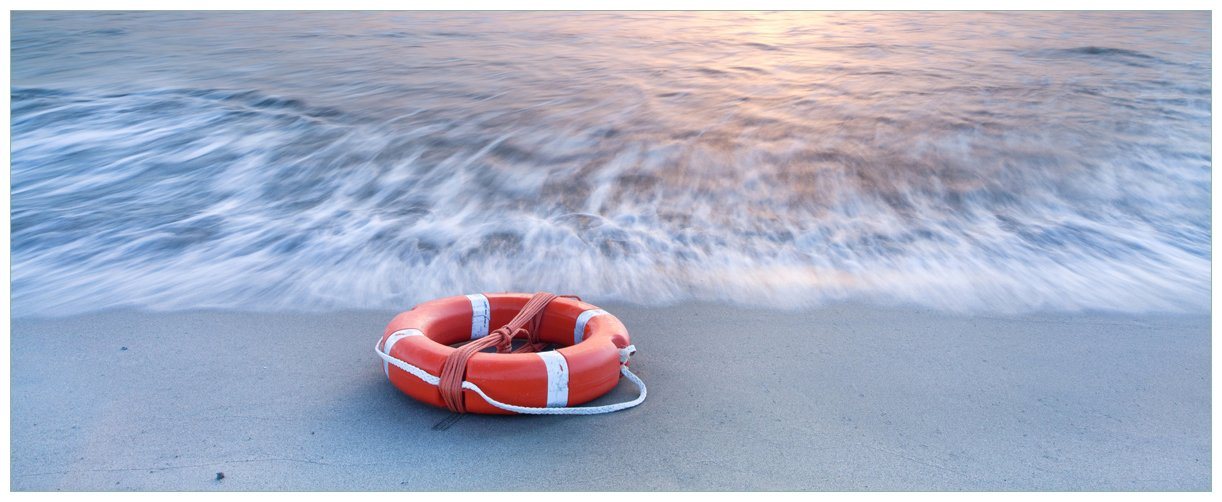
438,292,561,413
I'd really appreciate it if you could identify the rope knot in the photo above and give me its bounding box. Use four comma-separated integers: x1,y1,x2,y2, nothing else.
437,292,562,413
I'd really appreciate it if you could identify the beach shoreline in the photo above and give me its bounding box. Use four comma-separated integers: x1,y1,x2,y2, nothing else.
11,302,1211,490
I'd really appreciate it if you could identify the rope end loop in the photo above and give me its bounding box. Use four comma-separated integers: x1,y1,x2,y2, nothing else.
619,344,637,364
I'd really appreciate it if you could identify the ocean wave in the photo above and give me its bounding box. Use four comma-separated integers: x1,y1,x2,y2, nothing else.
10,11,1212,316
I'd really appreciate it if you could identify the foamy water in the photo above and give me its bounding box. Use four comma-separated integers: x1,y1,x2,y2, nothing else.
11,11,1212,316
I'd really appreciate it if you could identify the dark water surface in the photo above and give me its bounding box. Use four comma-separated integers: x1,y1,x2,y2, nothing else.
11,11,1211,315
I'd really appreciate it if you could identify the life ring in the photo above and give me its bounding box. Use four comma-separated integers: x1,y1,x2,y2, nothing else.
374,292,646,415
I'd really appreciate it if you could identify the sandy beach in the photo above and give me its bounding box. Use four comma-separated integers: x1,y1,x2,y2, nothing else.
10,303,1210,491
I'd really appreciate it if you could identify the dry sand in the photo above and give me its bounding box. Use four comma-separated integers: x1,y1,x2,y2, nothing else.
10,303,1210,490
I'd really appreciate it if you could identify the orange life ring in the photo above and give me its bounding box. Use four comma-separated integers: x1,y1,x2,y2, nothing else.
375,293,643,415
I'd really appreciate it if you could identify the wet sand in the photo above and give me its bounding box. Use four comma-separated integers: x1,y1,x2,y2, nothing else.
10,303,1210,490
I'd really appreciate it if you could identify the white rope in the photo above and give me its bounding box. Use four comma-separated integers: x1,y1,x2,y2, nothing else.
374,340,647,415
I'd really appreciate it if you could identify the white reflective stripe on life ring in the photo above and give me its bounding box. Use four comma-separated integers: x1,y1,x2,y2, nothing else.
382,329,423,377
573,309,608,344
535,351,570,407
466,293,490,340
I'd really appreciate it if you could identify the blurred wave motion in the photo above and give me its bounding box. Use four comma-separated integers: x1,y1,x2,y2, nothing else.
11,11,1211,315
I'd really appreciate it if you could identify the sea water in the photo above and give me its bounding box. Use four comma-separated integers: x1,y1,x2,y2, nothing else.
11,11,1211,315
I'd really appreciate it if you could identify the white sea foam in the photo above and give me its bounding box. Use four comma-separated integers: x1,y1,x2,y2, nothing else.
10,11,1211,316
